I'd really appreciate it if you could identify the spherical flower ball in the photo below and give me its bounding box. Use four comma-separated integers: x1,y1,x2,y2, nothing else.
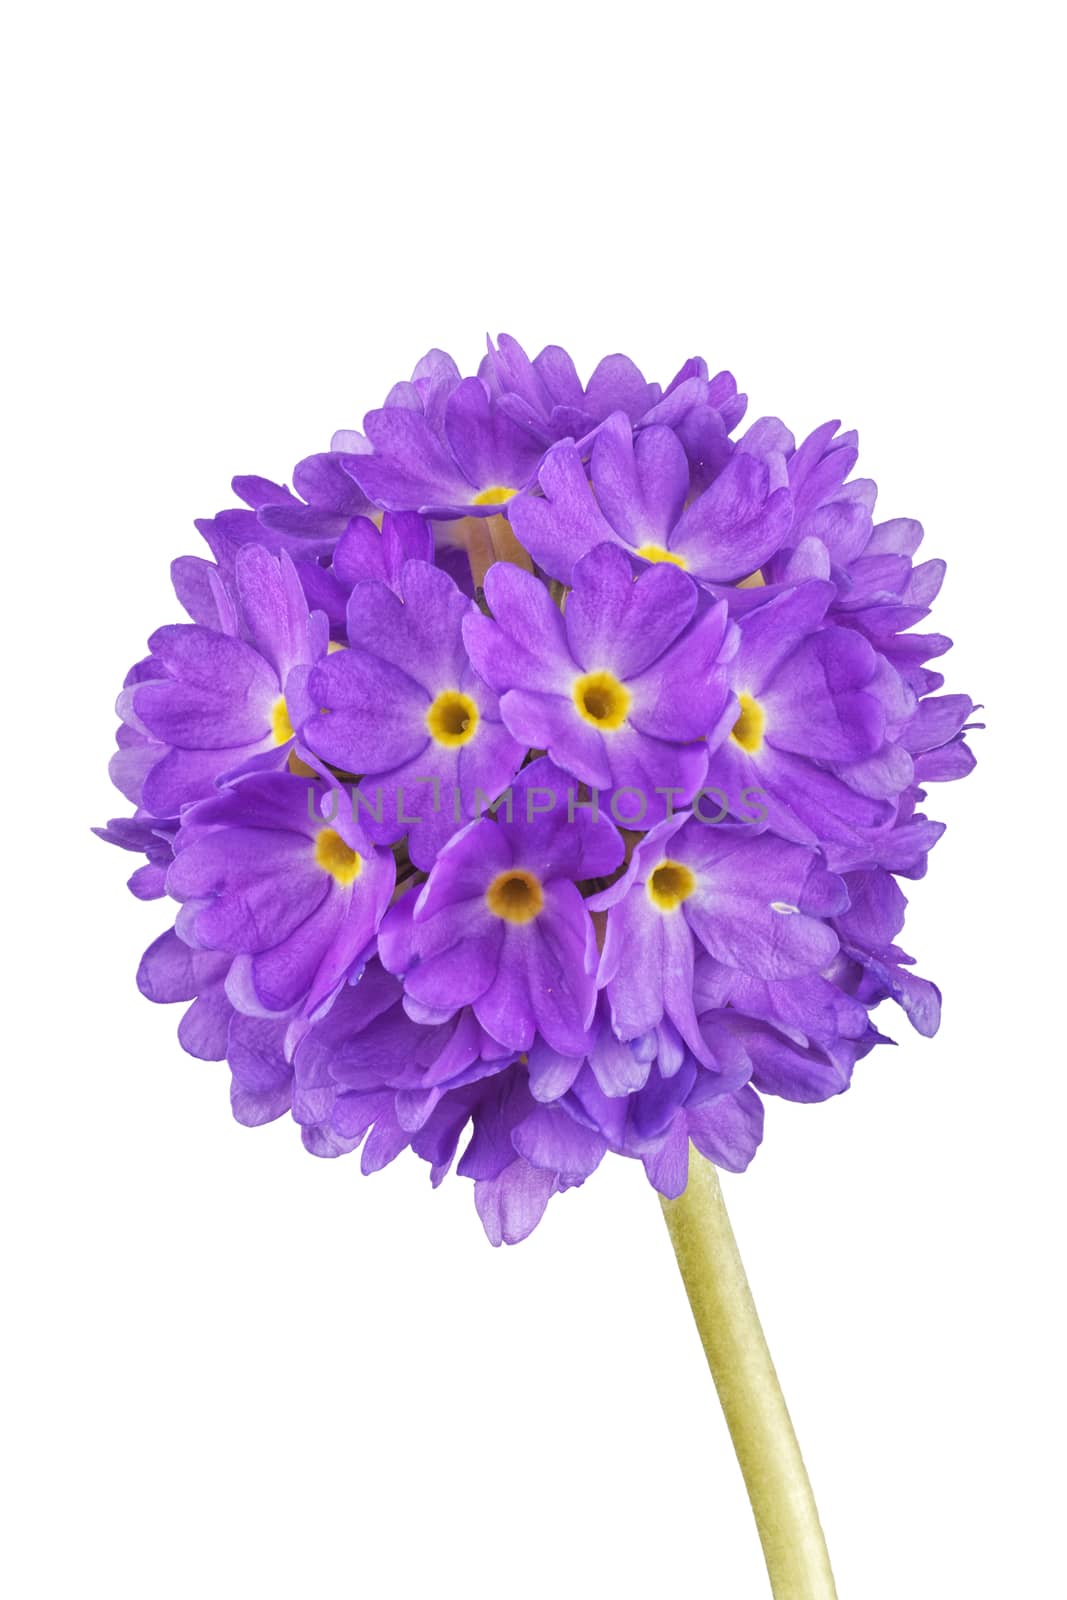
97,333,979,1244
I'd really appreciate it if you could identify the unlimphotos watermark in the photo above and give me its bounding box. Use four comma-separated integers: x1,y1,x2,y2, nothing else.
311,780,769,827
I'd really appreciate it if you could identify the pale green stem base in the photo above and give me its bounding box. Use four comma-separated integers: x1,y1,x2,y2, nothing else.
660,1146,838,1600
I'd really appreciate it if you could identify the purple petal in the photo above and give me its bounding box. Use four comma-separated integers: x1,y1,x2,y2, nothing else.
474,1157,558,1246
687,1085,764,1171
512,1104,606,1181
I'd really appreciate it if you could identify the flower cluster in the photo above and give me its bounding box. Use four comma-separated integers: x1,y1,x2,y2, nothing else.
98,335,978,1243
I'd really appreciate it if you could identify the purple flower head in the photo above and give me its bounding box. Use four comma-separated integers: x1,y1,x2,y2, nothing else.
98,337,979,1244
463,542,737,824
301,560,525,869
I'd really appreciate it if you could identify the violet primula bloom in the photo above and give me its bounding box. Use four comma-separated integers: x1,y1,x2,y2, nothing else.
702,579,925,861
380,759,623,1056
508,412,792,585
463,542,737,822
590,816,846,1059
115,545,327,816
97,335,978,1244
340,350,549,519
167,772,395,1018
302,559,525,869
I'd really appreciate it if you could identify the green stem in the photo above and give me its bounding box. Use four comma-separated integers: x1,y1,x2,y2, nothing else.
660,1146,838,1600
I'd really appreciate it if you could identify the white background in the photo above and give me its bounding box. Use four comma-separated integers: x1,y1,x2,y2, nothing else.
4,3,1063,1596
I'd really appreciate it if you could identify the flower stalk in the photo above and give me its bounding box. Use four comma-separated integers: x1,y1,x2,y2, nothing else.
660,1146,837,1600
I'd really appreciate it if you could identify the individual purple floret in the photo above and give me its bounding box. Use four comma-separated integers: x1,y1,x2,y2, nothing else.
589,816,847,1058
508,412,791,584
463,542,738,824
114,545,327,816
380,759,623,1056
167,773,395,1018
301,559,525,868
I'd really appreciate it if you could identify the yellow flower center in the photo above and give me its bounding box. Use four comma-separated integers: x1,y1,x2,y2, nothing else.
486,868,544,924
730,692,766,753
314,828,362,886
426,689,479,747
271,696,295,744
573,670,630,730
472,485,517,507
647,859,697,912
634,543,687,569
